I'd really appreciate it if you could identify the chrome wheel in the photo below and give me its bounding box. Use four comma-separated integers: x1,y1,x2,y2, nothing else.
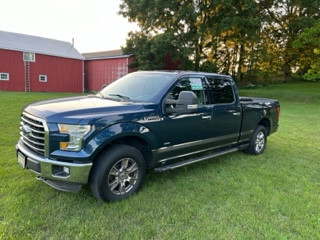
245,125,267,155
90,144,146,202
107,158,139,195
254,131,265,153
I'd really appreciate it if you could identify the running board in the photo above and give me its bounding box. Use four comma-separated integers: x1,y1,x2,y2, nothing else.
154,145,248,172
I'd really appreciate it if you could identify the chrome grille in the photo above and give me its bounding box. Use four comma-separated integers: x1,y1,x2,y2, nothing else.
20,112,47,155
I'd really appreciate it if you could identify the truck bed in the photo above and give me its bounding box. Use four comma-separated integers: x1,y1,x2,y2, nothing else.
240,97,279,107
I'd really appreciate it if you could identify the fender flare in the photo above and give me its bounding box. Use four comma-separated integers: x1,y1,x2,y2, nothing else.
84,122,159,159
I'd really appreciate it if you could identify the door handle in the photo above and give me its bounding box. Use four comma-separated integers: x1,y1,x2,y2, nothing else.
226,110,240,116
201,115,212,120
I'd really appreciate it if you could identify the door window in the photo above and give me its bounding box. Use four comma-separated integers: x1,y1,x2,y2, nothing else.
168,77,207,105
205,77,234,104
167,76,234,107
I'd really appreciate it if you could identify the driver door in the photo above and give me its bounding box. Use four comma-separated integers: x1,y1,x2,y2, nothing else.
157,75,214,160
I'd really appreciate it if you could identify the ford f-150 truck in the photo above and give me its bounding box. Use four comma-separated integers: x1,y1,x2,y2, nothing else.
16,71,280,202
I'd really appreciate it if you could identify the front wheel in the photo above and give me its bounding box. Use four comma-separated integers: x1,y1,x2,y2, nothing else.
89,144,146,202
245,125,267,155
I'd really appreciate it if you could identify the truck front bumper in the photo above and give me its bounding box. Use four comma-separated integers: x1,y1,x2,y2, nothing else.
16,140,92,188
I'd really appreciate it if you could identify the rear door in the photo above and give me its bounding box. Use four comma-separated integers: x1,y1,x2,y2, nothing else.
204,76,242,146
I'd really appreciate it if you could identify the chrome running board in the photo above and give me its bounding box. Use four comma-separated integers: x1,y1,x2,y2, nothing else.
154,144,248,172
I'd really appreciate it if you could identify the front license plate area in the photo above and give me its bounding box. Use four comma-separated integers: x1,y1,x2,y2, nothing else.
18,152,26,169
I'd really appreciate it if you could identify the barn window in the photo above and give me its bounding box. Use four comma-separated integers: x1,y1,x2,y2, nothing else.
23,52,35,62
0,72,9,81
39,75,47,82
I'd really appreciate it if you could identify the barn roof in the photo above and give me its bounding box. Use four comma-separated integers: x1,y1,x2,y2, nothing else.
0,30,84,60
83,49,133,60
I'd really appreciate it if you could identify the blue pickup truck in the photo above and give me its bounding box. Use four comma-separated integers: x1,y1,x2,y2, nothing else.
16,71,280,201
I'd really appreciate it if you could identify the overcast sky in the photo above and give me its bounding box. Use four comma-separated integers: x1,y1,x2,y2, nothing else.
0,0,139,53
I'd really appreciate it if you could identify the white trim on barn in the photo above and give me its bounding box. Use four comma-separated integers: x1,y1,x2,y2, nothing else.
39,74,47,82
0,72,9,81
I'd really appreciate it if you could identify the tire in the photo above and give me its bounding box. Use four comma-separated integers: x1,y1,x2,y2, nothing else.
245,125,267,155
89,144,146,202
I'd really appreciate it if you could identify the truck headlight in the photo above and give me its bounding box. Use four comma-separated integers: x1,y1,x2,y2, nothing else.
58,124,91,151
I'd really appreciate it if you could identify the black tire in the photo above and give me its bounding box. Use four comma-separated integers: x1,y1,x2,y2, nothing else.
245,125,267,155
89,144,146,202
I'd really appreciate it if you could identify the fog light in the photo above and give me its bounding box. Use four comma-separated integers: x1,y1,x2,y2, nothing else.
63,167,70,175
52,165,70,177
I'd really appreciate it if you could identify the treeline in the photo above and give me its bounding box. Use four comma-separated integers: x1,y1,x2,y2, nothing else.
120,0,320,83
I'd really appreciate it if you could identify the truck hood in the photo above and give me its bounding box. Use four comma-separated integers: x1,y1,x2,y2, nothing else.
24,96,147,124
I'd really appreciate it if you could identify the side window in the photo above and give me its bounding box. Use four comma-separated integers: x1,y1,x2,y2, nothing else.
168,77,206,105
205,77,234,104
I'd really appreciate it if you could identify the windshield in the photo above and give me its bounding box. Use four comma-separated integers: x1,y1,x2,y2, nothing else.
99,72,175,102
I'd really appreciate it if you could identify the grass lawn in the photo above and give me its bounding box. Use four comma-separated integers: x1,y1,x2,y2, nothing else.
0,82,319,239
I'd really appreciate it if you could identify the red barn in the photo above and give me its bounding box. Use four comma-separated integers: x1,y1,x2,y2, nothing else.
83,50,134,91
0,30,84,92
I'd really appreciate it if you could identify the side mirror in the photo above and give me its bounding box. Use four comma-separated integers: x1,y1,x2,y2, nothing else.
165,91,198,114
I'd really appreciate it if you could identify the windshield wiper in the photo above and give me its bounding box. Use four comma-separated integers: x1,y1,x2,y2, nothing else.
95,92,118,101
108,93,131,102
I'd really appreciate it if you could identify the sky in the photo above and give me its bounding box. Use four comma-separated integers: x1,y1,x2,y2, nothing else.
0,0,139,53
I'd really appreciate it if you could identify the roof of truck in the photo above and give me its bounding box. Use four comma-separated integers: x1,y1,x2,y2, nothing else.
135,70,232,79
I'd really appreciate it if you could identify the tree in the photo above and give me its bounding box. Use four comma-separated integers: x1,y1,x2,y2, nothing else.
120,0,320,82
122,31,191,70
293,23,320,81
120,0,263,79
119,0,212,71
207,0,262,80
259,0,320,79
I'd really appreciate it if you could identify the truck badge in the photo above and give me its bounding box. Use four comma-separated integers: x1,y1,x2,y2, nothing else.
22,124,32,136
144,116,160,122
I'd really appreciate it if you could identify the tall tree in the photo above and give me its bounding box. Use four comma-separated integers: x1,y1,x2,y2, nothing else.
208,0,262,80
122,31,191,70
259,0,320,79
293,23,320,81
120,0,320,82
119,0,212,70
120,0,262,79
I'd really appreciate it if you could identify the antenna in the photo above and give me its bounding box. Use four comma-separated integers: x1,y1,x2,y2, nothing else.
72,38,74,46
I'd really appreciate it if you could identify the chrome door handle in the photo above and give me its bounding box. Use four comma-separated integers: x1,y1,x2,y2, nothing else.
202,115,212,120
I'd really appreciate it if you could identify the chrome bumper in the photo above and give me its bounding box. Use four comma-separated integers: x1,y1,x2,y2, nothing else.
16,140,92,185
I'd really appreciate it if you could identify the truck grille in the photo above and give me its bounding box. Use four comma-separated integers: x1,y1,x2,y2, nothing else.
20,112,48,156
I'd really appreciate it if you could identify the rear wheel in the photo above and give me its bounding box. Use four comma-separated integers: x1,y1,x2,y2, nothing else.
89,144,146,202
246,125,267,155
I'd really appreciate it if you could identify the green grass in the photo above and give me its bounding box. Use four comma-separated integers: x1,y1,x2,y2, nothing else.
1,82,320,240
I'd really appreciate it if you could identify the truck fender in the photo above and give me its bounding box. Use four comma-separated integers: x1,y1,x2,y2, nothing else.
84,122,158,159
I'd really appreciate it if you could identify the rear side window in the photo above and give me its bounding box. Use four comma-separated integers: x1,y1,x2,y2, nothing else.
205,77,234,104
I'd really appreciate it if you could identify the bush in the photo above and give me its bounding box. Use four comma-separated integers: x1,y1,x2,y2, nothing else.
302,64,320,82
